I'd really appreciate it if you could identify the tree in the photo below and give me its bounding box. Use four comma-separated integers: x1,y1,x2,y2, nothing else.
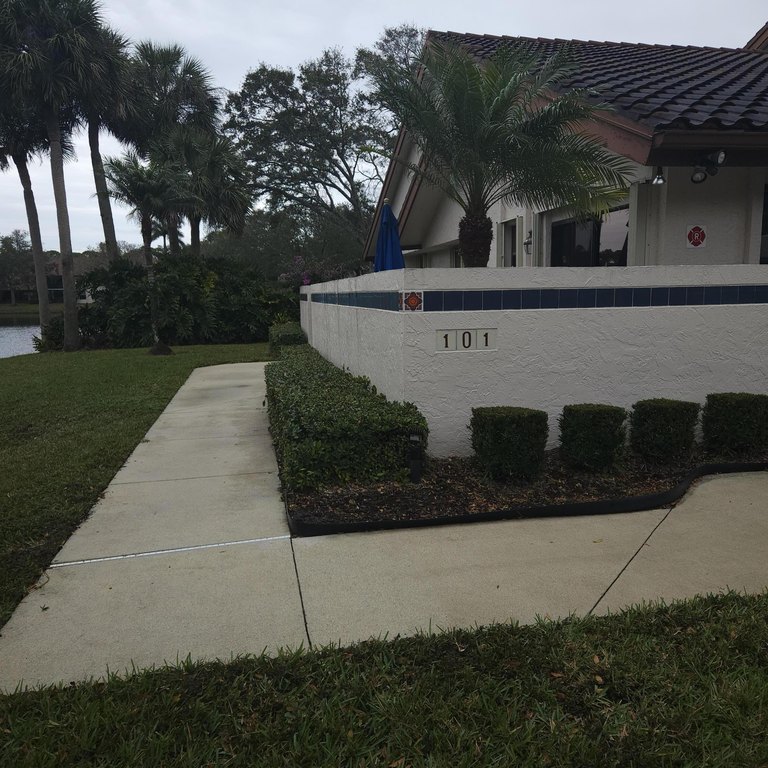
0,94,53,325
113,42,221,256
224,49,391,246
0,0,107,349
372,42,633,266
153,128,250,256
0,230,34,305
77,25,131,262
104,152,193,354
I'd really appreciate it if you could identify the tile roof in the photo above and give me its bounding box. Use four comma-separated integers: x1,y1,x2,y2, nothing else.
429,31,768,133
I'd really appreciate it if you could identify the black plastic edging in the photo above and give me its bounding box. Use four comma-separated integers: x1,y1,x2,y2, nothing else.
285,461,768,538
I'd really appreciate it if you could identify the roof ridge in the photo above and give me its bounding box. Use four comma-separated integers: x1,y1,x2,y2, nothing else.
429,29,758,55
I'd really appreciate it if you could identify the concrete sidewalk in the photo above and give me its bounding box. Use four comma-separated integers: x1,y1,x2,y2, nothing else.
1,362,767,691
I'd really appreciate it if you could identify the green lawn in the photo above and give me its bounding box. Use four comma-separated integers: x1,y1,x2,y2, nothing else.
0,344,270,627
1,592,766,766
0,303,64,318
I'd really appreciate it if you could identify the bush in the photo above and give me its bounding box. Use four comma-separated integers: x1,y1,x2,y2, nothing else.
559,404,627,472
470,407,548,481
630,398,700,465
269,321,307,357
265,346,428,490
32,315,65,352
702,393,768,456
76,254,298,349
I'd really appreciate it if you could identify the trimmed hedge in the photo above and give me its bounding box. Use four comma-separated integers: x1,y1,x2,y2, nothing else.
630,398,701,465
560,404,627,471
703,392,768,456
268,321,307,357
470,407,548,481
265,346,428,490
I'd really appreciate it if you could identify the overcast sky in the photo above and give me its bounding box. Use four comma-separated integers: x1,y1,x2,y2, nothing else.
1,0,765,251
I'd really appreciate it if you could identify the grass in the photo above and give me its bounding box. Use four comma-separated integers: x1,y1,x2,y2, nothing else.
0,303,64,318
0,344,270,627
1,592,767,766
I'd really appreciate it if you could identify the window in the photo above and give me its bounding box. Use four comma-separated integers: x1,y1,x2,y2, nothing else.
450,247,462,268
551,207,629,267
761,186,768,265
502,220,517,267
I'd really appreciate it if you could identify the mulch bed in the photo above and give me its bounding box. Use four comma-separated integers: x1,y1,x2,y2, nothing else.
288,449,768,526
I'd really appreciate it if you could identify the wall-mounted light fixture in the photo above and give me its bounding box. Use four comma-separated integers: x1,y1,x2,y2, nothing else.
651,166,666,185
691,166,708,184
690,149,727,184
523,230,533,255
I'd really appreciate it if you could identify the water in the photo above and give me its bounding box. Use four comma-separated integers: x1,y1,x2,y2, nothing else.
0,324,39,359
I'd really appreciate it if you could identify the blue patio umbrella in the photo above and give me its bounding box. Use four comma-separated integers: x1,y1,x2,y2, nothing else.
373,199,405,272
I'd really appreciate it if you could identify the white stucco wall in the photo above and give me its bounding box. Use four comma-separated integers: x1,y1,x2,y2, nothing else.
300,271,407,402
304,265,768,457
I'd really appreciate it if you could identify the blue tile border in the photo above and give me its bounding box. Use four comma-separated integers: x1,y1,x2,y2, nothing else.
308,285,768,312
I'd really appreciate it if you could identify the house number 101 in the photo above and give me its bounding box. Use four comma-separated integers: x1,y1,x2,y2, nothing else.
436,329,498,351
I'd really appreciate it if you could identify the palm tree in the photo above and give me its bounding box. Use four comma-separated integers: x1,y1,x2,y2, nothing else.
111,42,220,256
77,25,131,262
104,152,193,354
154,128,250,256
0,0,106,349
0,95,52,327
373,43,633,266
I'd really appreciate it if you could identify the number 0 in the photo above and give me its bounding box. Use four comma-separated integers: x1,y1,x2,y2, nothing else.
462,331,472,348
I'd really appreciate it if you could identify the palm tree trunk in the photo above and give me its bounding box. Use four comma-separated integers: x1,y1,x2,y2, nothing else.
167,214,180,255
141,215,170,354
190,215,201,257
44,112,80,351
458,212,493,267
88,120,120,261
13,152,51,327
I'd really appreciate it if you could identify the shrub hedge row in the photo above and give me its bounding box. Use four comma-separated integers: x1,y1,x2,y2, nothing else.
471,393,767,481
470,407,548,481
268,321,306,357
265,346,428,490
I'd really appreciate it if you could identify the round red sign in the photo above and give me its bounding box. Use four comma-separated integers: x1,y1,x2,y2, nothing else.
687,226,706,247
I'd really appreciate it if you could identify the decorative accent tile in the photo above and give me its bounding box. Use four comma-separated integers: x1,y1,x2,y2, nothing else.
402,291,424,312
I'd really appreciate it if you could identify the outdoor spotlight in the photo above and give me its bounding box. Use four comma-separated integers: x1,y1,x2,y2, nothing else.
691,166,708,184
523,230,533,255
706,149,727,166
651,166,666,185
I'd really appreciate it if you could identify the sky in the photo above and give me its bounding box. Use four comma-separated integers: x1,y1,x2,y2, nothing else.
1,0,766,251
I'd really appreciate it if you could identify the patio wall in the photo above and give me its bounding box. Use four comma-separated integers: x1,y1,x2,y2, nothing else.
301,266,768,457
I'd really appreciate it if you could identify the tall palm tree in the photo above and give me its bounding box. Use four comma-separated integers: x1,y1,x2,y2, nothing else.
77,25,131,262
104,152,193,354
112,42,220,256
0,96,53,327
0,0,106,349
373,43,633,266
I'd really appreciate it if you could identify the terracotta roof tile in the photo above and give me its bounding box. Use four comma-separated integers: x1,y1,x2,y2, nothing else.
429,31,768,132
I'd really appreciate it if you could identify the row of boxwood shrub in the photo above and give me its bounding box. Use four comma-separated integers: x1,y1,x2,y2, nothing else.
265,346,428,491
471,393,768,481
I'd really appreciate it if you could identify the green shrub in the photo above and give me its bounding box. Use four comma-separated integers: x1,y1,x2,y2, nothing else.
269,321,307,357
265,346,428,490
630,398,700,465
75,254,298,348
32,315,65,352
702,392,768,456
559,403,627,472
470,407,548,481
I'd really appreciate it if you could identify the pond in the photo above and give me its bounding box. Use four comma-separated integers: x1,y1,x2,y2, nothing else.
0,323,39,359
